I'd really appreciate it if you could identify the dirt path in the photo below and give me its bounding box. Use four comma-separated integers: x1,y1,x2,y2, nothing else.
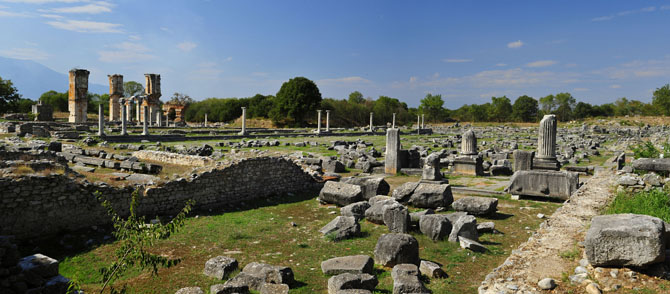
478,165,617,294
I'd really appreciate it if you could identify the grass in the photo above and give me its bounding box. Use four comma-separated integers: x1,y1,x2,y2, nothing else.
38,188,563,294
605,188,670,222
558,243,581,261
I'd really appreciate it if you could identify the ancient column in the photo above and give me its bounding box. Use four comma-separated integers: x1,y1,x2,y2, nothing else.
120,100,128,136
239,107,247,135
148,107,153,126
142,105,149,136
97,104,105,136
68,69,89,123
135,98,141,125
157,109,163,127
126,100,133,122
461,129,478,155
421,114,425,129
534,114,560,170
325,110,330,132
144,74,162,125
385,128,400,174
392,113,396,129
108,74,123,121
204,113,208,127
417,115,420,134
316,110,322,133
369,112,374,132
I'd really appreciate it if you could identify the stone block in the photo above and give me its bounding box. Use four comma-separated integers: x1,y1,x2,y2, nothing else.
341,176,390,200
382,203,410,233
374,233,419,267
513,150,534,172
203,256,238,280
319,181,363,206
391,181,419,203
321,255,374,275
451,196,498,216
452,156,484,176
632,158,670,173
340,201,371,221
408,183,453,208
328,273,378,294
419,214,451,241
320,216,361,241
507,170,579,200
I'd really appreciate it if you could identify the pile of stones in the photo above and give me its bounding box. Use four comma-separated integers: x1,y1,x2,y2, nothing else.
0,236,71,294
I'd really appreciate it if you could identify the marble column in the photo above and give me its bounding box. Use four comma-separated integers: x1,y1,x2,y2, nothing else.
204,113,208,127
316,110,322,133
392,113,396,129
461,129,477,155
239,107,247,135
421,114,425,129
385,128,400,174
157,109,162,127
534,114,560,170
325,110,330,132
417,115,420,135
142,105,149,136
369,112,374,132
135,100,141,125
121,101,128,136
97,104,105,136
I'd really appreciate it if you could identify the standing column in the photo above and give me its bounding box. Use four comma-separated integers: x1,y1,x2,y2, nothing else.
142,105,149,136
121,101,128,136
392,113,396,129
135,100,141,125
148,107,153,126
534,114,560,170
325,110,330,132
421,114,425,129
238,107,247,135
417,115,420,134
97,104,105,136
204,113,208,127
460,129,478,155
316,110,322,133
157,109,163,127
385,128,400,174
369,112,374,132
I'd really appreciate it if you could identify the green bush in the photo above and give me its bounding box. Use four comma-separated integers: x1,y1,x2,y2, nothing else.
606,188,670,222
632,142,660,159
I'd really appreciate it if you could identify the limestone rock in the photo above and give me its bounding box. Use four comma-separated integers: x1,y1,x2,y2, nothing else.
211,279,250,294
477,222,495,233
408,183,453,208
459,236,487,253
320,216,361,241
365,197,398,224
507,170,579,200
203,256,238,280
176,287,205,294
321,255,374,275
537,278,556,290
260,283,289,294
327,273,378,294
391,181,420,203
391,264,431,294
632,158,670,173
585,214,666,267
419,260,447,278
323,159,346,173
242,262,295,288
451,196,498,216
342,176,390,200
341,201,371,221
447,214,478,243
409,209,434,227
319,181,363,206
382,202,410,233
374,233,420,267
419,214,451,241
18,253,59,280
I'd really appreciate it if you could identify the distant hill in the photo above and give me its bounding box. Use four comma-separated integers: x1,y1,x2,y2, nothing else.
0,56,107,100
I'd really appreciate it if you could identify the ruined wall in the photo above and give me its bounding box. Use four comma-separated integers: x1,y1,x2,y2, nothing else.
0,157,320,239
141,73,161,123
132,150,213,167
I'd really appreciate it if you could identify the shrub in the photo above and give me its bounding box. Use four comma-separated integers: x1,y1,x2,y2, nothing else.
606,188,670,222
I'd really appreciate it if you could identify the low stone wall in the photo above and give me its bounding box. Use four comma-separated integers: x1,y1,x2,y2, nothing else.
0,157,320,239
133,150,213,166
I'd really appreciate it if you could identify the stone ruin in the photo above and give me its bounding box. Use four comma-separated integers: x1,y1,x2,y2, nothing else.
452,129,484,176
108,74,123,121
533,114,561,171
68,69,89,123
141,73,162,124
31,101,53,121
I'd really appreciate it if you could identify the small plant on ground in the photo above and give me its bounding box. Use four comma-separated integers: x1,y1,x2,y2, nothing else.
632,141,660,159
559,243,580,261
72,189,195,294
606,188,670,222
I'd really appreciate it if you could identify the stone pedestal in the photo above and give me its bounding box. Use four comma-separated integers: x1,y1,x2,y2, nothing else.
385,128,400,174
534,114,560,171
507,170,579,200
68,69,89,123
108,74,123,121
513,150,534,172
452,156,484,176
421,152,446,182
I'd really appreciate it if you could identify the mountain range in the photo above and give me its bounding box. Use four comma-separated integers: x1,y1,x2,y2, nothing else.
0,56,107,99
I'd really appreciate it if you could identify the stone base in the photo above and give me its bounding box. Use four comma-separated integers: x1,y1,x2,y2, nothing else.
533,158,561,171
238,131,247,136
507,170,579,200
452,156,483,176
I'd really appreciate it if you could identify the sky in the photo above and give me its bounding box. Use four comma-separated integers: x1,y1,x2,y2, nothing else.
1,0,669,108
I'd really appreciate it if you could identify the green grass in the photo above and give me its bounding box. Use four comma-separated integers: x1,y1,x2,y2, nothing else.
606,188,670,222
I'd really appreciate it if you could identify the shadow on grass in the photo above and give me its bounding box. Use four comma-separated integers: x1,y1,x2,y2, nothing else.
484,212,514,220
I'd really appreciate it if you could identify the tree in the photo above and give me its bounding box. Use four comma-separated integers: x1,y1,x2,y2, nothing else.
490,96,513,122
512,95,539,122
348,91,365,104
247,94,274,118
123,81,144,97
573,102,593,119
270,77,322,126
554,92,576,121
419,93,444,122
167,108,176,121
39,90,68,112
0,77,21,114
169,92,194,105
652,84,670,116
539,94,556,114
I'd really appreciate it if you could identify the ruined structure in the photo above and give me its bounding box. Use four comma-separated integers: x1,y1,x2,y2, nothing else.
141,74,161,123
108,74,123,121
68,69,89,123
534,114,561,171
452,129,484,176
239,107,247,135
385,128,400,174
32,101,53,121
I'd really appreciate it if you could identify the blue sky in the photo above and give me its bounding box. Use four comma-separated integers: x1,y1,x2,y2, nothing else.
1,0,669,108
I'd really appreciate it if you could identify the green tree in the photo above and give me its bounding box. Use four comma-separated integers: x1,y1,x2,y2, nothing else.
419,93,444,122
168,92,194,105
167,108,176,121
539,94,556,114
270,77,322,126
348,91,365,104
512,95,539,122
123,81,144,97
573,102,593,119
652,84,670,115
554,92,576,121
247,94,275,118
0,77,21,114
16,98,35,113
39,90,68,112
490,96,513,122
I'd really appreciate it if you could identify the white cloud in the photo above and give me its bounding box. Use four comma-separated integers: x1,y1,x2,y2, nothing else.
0,9,29,17
526,60,558,68
47,3,112,14
610,84,622,89
128,35,141,40
160,27,171,33
46,19,122,33
593,57,670,80
176,41,197,52
507,40,523,48
98,42,154,62
317,76,371,86
592,6,658,22
39,13,62,18
0,47,49,60
442,58,473,63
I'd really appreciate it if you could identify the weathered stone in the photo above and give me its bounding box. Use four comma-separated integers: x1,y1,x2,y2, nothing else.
452,156,484,176
451,196,498,216
448,214,478,243
477,222,495,233
203,256,238,280
409,183,453,208
259,283,289,294
419,260,446,278
617,174,641,186
507,170,579,200
242,262,295,288
385,128,401,174
323,159,346,173
632,158,670,173
537,278,556,290
391,264,430,294
374,233,420,267
68,69,89,123
513,150,534,172
422,152,442,181
365,197,398,224
341,176,390,200
419,214,451,241
18,254,59,279
534,114,560,171
321,255,374,275
320,216,361,241
391,181,420,203
642,173,663,186
341,201,371,221
212,277,251,294
585,214,666,267
176,287,205,294
382,202,410,233
328,273,378,294
319,181,363,206
409,209,434,227
459,236,487,253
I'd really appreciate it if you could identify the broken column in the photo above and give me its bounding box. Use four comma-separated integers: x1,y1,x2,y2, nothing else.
385,128,400,174
141,74,161,124
316,110,322,133
452,129,484,176
392,113,396,129
142,105,149,136
97,104,105,136
238,107,247,135
32,101,53,121
126,99,133,122
135,98,141,125
369,112,374,132
417,115,420,135
108,74,123,121
421,114,425,129
326,110,330,132
120,99,128,135
157,109,163,127
534,114,561,171
68,69,89,123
